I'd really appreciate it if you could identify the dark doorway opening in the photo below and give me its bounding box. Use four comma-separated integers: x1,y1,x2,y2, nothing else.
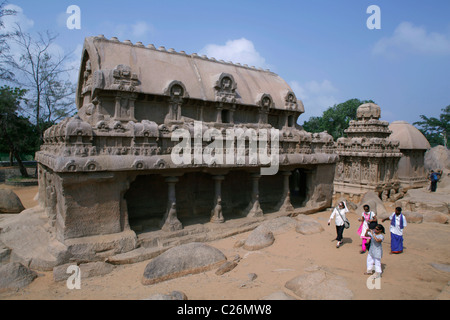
125,174,167,233
289,168,308,207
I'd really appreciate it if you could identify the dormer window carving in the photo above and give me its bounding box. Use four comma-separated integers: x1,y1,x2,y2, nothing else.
214,73,238,104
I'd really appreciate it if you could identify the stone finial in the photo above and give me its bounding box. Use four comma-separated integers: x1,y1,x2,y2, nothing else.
356,103,381,120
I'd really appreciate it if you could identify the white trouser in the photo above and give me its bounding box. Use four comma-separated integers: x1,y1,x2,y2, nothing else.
367,254,382,273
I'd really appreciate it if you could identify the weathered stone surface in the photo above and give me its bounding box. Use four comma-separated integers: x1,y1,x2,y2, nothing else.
143,291,188,300
285,269,353,300
0,245,11,263
0,189,25,214
431,263,450,273
80,261,115,279
53,263,74,282
423,211,449,224
0,206,69,271
257,217,298,235
295,216,324,235
107,246,167,265
261,291,297,300
388,121,430,189
243,227,275,251
424,145,450,171
215,261,238,275
334,103,402,199
396,189,449,215
0,262,37,291
142,242,227,285
357,191,388,219
403,211,423,224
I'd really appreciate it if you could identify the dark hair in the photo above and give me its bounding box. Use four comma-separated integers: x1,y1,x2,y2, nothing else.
395,207,402,212
375,224,385,234
363,204,370,210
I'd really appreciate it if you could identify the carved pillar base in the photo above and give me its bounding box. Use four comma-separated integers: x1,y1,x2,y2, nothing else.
276,191,294,212
210,198,224,223
245,196,263,218
244,173,264,218
211,175,225,223
275,171,294,212
160,177,183,232
161,202,183,232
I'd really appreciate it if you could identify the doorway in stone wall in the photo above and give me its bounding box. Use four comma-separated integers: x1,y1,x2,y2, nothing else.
124,174,167,234
289,168,308,208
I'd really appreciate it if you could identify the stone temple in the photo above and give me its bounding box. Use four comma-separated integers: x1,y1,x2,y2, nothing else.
333,103,403,202
35,35,338,260
388,121,431,190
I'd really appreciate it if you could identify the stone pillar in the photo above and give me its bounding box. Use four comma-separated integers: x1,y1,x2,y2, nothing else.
160,176,183,231
216,103,223,123
275,170,294,212
244,173,263,218
210,175,225,223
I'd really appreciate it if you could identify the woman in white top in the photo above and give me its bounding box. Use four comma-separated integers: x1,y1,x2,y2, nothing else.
328,201,349,248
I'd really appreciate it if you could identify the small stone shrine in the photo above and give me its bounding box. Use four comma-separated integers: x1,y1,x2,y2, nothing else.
333,103,403,202
388,121,430,190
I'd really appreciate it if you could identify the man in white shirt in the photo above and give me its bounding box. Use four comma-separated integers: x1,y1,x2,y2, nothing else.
382,207,407,254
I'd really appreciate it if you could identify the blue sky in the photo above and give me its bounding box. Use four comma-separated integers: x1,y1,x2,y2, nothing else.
3,0,450,125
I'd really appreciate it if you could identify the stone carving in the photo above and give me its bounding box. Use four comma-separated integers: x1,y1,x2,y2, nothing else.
214,73,238,104
34,36,339,264
210,197,224,223
111,65,140,92
160,202,183,232
334,103,402,201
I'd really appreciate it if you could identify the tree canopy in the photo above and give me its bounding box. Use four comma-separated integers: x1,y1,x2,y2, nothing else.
0,85,36,175
414,105,449,148
301,98,375,140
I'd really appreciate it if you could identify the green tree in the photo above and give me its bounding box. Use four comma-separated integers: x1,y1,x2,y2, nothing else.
414,105,450,148
0,85,34,177
302,98,375,140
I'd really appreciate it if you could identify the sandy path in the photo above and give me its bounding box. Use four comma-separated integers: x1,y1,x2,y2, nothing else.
1,185,449,300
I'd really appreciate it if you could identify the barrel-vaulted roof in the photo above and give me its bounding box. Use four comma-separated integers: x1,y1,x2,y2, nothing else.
76,36,304,113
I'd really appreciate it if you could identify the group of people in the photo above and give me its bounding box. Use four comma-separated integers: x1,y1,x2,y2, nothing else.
328,202,407,279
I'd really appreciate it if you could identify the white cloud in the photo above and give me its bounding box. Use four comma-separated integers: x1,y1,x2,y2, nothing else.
1,4,34,33
115,21,154,41
373,22,450,57
290,80,339,119
200,38,267,68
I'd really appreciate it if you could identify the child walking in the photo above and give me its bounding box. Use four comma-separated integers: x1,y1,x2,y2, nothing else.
364,224,385,278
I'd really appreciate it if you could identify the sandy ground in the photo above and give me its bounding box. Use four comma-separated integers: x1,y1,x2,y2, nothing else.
1,184,449,300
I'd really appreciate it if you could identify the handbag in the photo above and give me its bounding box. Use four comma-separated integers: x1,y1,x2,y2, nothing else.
337,209,350,229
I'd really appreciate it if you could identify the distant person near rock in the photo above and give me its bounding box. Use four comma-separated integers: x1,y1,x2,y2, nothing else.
428,170,441,192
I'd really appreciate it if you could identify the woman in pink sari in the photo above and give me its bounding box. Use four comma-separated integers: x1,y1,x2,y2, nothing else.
357,204,377,253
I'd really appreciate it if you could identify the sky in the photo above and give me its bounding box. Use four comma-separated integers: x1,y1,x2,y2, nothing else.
2,0,450,126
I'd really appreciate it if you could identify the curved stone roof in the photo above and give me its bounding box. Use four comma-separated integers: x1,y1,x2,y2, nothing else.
76,36,304,113
388,121,431,150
